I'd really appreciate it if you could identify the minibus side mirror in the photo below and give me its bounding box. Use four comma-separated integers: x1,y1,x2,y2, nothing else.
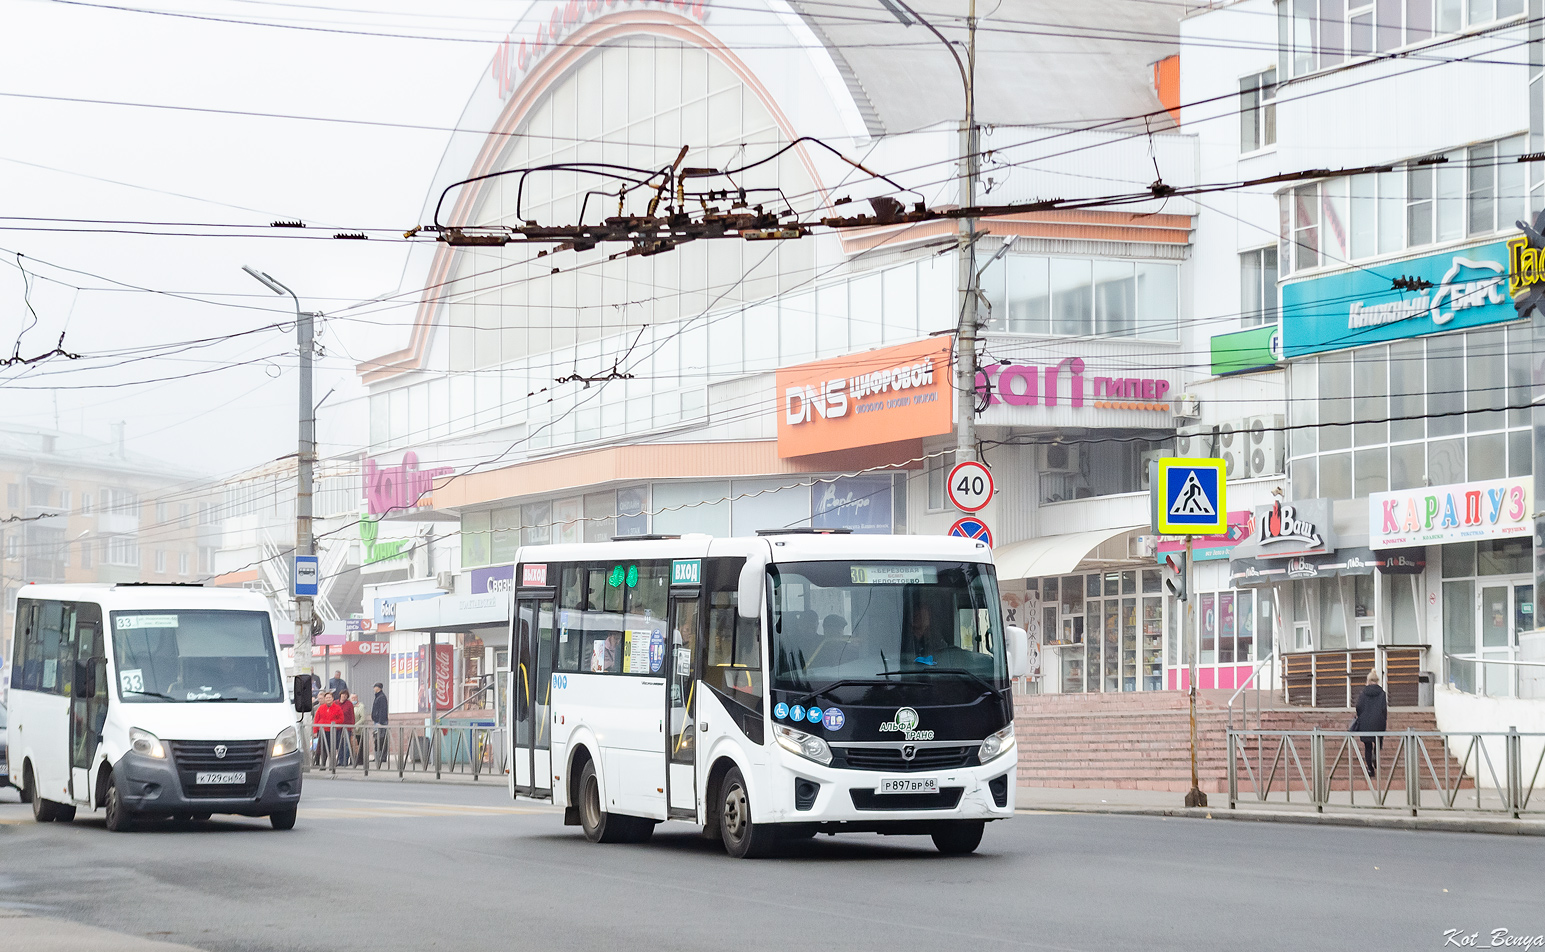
737,551,767,621
293,674,314,714
1006,625,1030,679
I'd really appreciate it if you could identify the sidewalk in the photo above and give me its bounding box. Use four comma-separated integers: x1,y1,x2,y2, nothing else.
0,911,207,952
1015,785,1545,836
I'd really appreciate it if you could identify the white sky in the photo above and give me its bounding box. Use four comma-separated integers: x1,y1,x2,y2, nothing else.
0,0,527,478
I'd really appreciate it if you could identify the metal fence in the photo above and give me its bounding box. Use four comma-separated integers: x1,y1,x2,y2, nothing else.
1227,728,1545,818
304,722,507,782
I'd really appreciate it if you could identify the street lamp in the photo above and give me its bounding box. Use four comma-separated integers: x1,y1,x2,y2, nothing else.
243,265,317,686
875,0,979,464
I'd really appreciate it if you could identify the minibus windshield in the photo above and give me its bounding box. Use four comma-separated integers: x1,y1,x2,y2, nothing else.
111,610,283,702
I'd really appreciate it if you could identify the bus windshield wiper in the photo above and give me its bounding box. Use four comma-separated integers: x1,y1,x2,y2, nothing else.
876,668,1000,697
189,696,241,702
123,689,178,701
794,678,887,707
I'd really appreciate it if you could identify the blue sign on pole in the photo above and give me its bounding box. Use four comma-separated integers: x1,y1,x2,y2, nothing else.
1153,458,1227,536
294,555,320,597
948,516,993,547
1280,240,1514,358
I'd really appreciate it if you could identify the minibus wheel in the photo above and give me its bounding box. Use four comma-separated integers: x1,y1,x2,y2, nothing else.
719,766,778,859
577,760,633,843
930,820,984,855
27,767,73,823
270,808,297,831
103,778,134,832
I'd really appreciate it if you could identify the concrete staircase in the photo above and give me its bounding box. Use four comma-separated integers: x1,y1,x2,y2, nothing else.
1013,689,1444,793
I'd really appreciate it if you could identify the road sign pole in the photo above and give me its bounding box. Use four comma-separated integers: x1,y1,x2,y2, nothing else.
1183,534,1207,808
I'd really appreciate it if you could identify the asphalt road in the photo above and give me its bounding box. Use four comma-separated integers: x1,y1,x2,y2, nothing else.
0,778,1539,952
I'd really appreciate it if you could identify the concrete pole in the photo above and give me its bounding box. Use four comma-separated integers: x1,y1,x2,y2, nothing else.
954,0,979,464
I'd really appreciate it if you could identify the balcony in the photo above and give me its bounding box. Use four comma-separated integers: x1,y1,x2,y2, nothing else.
96,511,140,535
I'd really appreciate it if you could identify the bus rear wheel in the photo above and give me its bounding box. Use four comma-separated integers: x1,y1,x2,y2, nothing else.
577,760,642,843
931,820,985,855
27,766,74,823
719,767,778,859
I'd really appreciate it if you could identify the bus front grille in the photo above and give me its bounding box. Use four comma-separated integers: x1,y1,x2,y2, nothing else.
836,746,977,772
170,740,267,798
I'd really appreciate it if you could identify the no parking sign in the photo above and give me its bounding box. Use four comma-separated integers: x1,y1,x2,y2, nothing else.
949,516,992,547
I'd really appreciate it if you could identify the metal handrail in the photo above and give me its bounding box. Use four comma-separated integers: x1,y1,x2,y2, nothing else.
1226,651,1277,732
1442,651,1545,698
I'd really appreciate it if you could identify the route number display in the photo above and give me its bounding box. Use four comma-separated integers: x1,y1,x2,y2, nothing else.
947,461,994,513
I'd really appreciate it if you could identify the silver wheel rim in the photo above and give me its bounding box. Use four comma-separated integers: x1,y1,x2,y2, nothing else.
582,775,601,831
723,783,748,841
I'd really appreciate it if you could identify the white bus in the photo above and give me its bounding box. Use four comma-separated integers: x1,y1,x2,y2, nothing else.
6,583,303,831
507,530,1027,857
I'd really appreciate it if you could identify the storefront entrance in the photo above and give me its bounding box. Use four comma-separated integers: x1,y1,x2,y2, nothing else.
1440,539,1533,696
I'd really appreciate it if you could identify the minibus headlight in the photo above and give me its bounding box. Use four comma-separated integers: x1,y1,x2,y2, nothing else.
129,728,166,759
273,726,299,757
774,724,832,766
979,724,1015,763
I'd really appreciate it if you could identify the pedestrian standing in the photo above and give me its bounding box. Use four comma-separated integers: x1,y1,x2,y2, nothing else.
350,693,367,763
314,692,340,766
371,682,390,766
336,692,356,766
1351,669,1388,770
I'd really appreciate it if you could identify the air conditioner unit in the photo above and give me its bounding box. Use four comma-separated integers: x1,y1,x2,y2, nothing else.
1133,534,1159,559
436,571,455,591
1216,420,1249,482
1245,414,1286,477
1139,448,1167,489
1042,443,1081,473
1172,394,1201,420
1174,425,1205,457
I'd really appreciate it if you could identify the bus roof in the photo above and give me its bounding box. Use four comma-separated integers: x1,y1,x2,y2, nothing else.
514,533,995,569
16,583,272,613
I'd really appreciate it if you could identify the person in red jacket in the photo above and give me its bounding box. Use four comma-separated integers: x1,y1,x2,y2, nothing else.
313,692,340,765
335,693,356,766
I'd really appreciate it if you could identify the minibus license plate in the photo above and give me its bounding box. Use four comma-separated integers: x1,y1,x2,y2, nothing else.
195,771,246,785
877,777,937,795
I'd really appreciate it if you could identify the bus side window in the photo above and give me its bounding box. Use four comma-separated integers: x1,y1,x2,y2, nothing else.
37,601,70,695
12,600,41,691
555,566,583,673
704,558,762,710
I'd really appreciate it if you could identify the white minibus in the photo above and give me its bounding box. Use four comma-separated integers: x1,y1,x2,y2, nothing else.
6,583,303,831
507,530,1028,857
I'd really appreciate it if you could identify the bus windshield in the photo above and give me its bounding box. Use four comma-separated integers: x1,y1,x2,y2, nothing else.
111,610,283,702
769,561,1006,696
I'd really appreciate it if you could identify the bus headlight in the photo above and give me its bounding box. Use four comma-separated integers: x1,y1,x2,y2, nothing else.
774,724,832,766
129,728,166,759
272,726,299,757
979,724,1015,764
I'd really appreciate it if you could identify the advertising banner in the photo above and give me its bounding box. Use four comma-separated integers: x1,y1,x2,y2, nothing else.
416,644,454,712
1156,510,1252,562
470,564,515,594
776,338,953,458
1280,240,1516,358
811,475,893,534
1368,477,1531,549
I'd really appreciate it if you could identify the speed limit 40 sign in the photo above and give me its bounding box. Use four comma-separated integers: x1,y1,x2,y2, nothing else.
947,460,994,513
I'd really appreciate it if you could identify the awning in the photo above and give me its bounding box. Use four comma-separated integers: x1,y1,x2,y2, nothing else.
393,591,510,632
992,526,1143,580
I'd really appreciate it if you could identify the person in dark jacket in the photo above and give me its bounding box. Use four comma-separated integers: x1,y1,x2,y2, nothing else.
1351,670,1389,769
371,682,389,766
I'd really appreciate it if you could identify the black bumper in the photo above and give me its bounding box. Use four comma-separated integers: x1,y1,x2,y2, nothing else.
115,749,302,817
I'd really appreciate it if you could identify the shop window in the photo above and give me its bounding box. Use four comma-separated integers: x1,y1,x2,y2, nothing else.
616,486,648,537
582,492,615,543
1319,579,1348,649
1443,541,1477,578
1219,593,1236,664
492,507,521,564
653,480,731,537
1390,576,1420,645
1478,538,1530,576
1352,575,1375,640
1239,590,1257,661
521,502,552,546
1200,593,1217,664
1320,452,1351,498
1442,579,1476,691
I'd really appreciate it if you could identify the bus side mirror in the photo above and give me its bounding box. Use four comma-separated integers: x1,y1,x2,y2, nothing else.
737,553,767,621
293,674,314,714
1006,625,1030,678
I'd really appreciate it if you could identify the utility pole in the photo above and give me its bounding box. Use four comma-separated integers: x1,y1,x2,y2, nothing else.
878,0,979,462
243,267,317,691
1183,535,1206,808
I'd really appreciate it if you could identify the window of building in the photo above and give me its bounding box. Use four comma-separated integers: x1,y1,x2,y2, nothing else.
1287,325,1531,499
582,492,615,544
522,501,553,546
4,534,17,559
179,503,190,527
981,253,1179,340
1282,0,1516,78
154,550,165,573
80,492,92,515
59,489,71,511
1240,247,1279,326
5,483,17,509
199,546,216,574
1240,69,1277,153
926,451,957,511
105,536,139,567
155,502,168,524
616,486,649,537
80,539,91,569
461,510,491,568
1039,439,1171,505
178,551,189,575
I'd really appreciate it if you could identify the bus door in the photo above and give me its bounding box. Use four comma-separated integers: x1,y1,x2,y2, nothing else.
512,595,555,798
69,604,107,804
665,593,701,818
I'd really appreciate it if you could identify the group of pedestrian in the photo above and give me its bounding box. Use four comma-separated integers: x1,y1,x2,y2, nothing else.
310,679,391,767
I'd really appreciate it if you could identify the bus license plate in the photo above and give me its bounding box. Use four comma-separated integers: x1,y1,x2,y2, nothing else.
195,771,246,785
877,777,937,795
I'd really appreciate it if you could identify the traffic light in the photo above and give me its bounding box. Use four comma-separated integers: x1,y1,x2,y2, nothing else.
1162,553,1187,601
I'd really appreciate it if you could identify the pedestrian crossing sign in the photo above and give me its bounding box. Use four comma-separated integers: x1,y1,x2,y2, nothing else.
1152,457,1227,535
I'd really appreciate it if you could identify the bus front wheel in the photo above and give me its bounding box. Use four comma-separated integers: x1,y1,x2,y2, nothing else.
270,808,297,831
931,820,985,855
103,779,134,832
718,766,778,859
